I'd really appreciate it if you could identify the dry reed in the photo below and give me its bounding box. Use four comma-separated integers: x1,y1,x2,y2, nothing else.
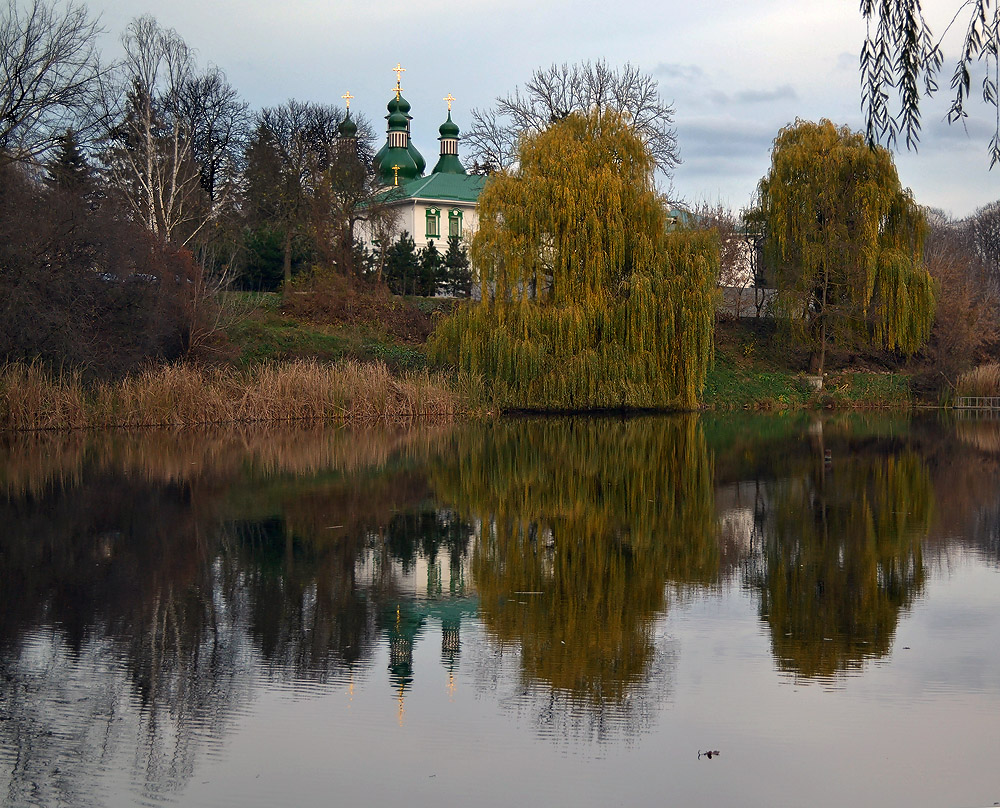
955,363,1000,398
0,359,467,432
0,422,460,498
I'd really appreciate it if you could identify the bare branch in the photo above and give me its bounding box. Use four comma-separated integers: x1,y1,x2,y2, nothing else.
0,0,108,161
465,60,680,179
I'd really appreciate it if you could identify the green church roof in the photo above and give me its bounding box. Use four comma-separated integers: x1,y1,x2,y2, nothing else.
396,172,485,204
439,111,459,139
338,110,357,139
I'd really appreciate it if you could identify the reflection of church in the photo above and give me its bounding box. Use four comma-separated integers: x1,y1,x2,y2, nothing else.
345,64,485,251
355,521,477,722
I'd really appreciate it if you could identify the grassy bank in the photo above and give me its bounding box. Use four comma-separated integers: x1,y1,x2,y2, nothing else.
703,319,916,410
0,359,467,431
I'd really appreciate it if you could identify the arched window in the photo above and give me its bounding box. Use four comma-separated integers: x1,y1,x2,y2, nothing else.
425,208,441,239
448,208,463,238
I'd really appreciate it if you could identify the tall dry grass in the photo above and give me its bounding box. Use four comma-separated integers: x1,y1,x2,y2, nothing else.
955,363,1000,398
0,359,467,431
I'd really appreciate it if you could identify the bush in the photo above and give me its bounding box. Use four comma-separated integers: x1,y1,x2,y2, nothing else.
0,161,196,378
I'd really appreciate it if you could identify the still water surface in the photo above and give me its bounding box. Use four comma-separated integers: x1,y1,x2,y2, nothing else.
1,414,999,807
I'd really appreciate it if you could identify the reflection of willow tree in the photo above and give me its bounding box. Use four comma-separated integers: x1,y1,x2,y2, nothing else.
431,417,717,733
746,447,931,679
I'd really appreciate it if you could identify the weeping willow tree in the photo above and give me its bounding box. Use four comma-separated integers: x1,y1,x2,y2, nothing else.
756,119,936,377
428,109,717,410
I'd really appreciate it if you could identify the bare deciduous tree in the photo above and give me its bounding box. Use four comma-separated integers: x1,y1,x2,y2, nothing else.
967,200,1000,287
245,100,346,292
102,16,207,246
920,208,1000,384
466,61,680,179
175,66,249,210
0,0,106,161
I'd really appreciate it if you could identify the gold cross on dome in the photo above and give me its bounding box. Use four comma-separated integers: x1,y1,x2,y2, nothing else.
393,63,405,92
392,164,401,186
341,91,353,109
443,93,456,112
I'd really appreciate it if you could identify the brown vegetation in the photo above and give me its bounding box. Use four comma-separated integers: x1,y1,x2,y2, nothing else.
955,363,1000,398
0,160,200,378
0,421,456,499
0,359,464,431
281,271,442,344
918,212,1000,389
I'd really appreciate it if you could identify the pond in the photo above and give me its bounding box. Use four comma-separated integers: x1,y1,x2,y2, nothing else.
1,413,999,807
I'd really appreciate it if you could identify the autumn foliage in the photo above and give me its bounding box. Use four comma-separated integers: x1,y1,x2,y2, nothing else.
429,110,717,410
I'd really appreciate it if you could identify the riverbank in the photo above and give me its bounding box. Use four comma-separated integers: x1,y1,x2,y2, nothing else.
703,319,918,410
0,359,466,431
1,293,941,432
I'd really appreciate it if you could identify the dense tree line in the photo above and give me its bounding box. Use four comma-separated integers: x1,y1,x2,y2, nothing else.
2,2,480,376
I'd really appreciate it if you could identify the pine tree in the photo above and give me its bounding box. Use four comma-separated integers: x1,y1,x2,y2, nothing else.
418,240,442,296
385,231,420,295
443,235,472,297
429,109,718,410
45,129,92,195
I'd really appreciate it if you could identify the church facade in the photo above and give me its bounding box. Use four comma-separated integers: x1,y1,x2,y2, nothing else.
345,68,486,251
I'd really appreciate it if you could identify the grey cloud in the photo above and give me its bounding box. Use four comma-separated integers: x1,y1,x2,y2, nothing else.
837,51,858,71
679,119,778,157
654,62,706,83
707,85,798,106
734,85,798,104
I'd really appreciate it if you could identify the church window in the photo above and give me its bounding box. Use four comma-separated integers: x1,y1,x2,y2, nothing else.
448,209,463,238
425,208,440,238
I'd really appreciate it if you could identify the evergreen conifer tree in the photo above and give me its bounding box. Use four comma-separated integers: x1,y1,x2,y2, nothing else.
45,129,92,195
443,235,472,297
385,231,420,295
418,240,442,296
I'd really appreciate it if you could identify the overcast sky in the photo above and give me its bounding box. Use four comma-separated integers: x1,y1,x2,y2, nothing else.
89,0,997,218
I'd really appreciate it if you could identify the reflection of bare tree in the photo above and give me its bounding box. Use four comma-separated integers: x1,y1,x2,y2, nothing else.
0,425,465,801
931,416,1000,565
0,477,254,805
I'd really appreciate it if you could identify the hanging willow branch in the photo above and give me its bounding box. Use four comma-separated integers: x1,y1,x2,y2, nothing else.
756,119,936,376
429,109,717,411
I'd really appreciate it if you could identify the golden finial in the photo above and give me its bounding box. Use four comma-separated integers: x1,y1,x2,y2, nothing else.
444,93,456,112
392,164,401,186
393,63,405,97
341,91,354,110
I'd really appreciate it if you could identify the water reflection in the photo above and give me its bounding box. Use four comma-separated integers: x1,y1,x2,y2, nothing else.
2,415,1000,803
431,417,720,739
746,443,929,679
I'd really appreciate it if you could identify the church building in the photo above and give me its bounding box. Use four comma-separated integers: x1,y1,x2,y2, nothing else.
342,66,486,251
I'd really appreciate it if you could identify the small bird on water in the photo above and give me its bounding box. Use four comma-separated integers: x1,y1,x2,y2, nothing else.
698,750,721,760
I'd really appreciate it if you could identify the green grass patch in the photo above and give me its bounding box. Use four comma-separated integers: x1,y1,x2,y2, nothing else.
816,372,912,408
227,312,349,365
702,365,811,410
226,299,429,372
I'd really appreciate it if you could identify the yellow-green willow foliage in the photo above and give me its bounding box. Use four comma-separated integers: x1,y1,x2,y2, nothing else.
746,449,931,679
430,417,718,706
428,110,718,410
756,119,935,373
